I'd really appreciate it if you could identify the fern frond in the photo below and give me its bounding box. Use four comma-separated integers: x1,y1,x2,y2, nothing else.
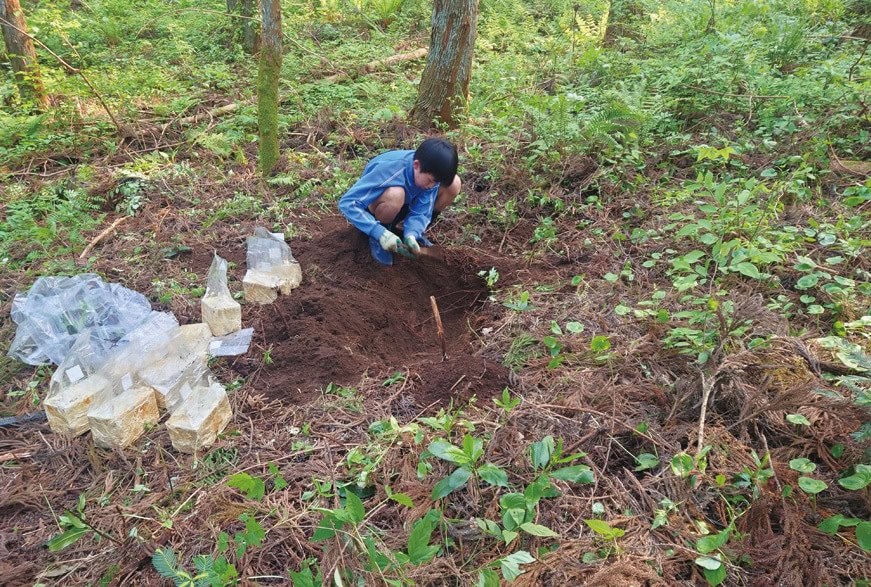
152,548,181,579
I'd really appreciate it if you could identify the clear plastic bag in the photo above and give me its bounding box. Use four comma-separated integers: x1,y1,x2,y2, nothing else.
246,227,296,270
8,274,153,366
208,327,254,356
202,253,241,336
205,253,232,299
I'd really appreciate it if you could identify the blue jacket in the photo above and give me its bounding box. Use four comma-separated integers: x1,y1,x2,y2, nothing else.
338,150,438,242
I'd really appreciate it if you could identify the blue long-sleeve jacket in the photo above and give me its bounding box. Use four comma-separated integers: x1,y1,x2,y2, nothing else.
338,150,438,242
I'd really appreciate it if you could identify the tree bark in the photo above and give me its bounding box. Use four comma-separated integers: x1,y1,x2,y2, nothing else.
241,0,260,53
0,0,48,109
257,0,281,176
604,0,643,47
410,0,478,130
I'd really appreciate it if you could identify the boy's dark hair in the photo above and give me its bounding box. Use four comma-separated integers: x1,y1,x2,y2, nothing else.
414,137,458,186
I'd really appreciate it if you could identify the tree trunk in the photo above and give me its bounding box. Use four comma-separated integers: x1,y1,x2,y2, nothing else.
241,0,260,54
604,0,643,47
257,0,281,176
410,0,478,130
0,0,48,109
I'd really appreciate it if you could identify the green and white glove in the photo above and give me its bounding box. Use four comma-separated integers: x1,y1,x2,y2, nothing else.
404,235,421,257
378,231,404,253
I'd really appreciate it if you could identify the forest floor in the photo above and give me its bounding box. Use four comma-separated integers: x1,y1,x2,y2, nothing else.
2,103,870,586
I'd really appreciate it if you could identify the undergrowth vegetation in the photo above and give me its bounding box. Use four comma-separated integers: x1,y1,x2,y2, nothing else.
1,0,870,585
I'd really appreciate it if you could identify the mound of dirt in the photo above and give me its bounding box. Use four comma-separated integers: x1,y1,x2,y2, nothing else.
208,216,509,409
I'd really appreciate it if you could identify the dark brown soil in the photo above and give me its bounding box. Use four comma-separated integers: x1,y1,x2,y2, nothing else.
186,216,509,409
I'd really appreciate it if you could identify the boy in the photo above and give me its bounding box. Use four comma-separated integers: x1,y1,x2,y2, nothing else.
338,137,461,266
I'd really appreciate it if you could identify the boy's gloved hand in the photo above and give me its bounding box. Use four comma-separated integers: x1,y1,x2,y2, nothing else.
379,231,406,254
404,235,421,257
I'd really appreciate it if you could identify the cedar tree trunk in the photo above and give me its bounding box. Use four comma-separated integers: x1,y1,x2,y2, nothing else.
410,0,478,130
257,0,281,175
227,0,260,53
0,0,48,109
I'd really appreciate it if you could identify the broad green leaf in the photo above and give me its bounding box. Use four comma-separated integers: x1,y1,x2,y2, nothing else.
584,519,612,536
550,465,594,484
671,453,694,478
46,526,90,552
795,274,819,289
432,466,472,500
797,476,827,494
857,521,871,552
818,515,844,535
463,435,484,462
478,463,509,487
226,472,266,501
566,321,584,333
499,493,527,511
477,569,500,587
389,492,415,508
696,527,731,554
344,491,365,525
703,563,727,586
428,440,470,465
634,453,660,471
794,256,817,271
590,336,611,352
407,517,439,564
788,458,816,473
530,436,555,470
311,515,342,541
786,414,811,426
59,512,87,529
289,563,317,587
733,261,761,279
500,551,535,582
520,522,559,537
694,555,722,570
838,471,871,490
584,519,624,539
604,273,619,283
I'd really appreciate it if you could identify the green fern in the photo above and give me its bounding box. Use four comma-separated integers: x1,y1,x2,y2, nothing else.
582,102,643,146
152,548,196,586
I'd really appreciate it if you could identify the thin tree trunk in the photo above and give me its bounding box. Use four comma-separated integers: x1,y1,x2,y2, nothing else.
604,0,643,47
257,0,281,176
0,0,48,109
410,0,479,130
242,0,260,54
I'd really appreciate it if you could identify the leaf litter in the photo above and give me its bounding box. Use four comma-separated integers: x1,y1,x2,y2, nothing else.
1,124,870,586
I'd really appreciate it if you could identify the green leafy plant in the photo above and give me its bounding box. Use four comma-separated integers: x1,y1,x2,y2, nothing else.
152,547,238,587
428,434,509,499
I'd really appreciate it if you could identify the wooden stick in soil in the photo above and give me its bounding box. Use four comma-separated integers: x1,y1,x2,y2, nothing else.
430,295,447,361
77,216,130,265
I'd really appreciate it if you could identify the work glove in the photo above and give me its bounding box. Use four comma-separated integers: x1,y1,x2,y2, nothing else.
378,231,406,254
404,235,421,257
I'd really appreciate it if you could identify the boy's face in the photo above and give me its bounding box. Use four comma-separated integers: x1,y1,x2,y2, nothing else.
412,160,438,190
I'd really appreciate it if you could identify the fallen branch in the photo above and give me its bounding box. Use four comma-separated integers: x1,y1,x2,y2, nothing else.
323,48,427,83
162,102,241,131
77,216,130,265
0,451,31,462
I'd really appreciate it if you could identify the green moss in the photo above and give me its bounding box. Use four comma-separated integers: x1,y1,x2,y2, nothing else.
257,48,281,176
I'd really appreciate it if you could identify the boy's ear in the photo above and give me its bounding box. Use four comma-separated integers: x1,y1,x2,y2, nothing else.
412,159,421,172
